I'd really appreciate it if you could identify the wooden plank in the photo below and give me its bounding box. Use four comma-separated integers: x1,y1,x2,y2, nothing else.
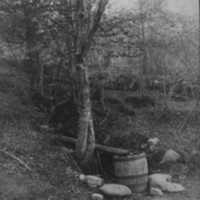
56,135,129,155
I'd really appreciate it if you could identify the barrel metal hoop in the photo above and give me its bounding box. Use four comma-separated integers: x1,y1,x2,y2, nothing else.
114,154,146,162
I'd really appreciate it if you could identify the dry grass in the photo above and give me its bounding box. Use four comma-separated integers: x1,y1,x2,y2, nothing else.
0,121,92,200
0,69,199,200
102,91,200,175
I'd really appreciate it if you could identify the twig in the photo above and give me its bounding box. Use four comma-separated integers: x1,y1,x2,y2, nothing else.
99,108,110,126
0,149,32,171
68,153,83,173
60,148,83,173
96,152,108,178
50,19,75,38
7,41,21,68
174,100,198,135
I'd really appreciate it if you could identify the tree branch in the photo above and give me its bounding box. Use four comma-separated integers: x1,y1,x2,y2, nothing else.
0,149,32,171
87,0,108,46
50,19,75,39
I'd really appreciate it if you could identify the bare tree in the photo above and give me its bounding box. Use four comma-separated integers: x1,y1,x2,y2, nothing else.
68,0,109,168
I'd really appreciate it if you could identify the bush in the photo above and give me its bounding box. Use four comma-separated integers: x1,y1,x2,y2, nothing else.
0,67,43,122
124,95,156,108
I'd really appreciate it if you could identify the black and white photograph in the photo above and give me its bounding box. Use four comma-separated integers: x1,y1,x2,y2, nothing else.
0,0,199,199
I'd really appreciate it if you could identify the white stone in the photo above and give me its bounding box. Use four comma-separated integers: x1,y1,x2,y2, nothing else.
100,184,132,196
91,193,104,200
149,174,185,193
154,80,159,85
149,174,172,191
150,187,164,196
165,183,185,192
85,175,104,188
160,149,181,164
148,137,160,146
79,174,86,181
79,175,103,188
40,125,49,130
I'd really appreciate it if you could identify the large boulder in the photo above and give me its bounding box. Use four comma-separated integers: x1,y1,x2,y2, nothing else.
160,149,181,164
149,173,185,194
149,174,172,191
100,184,132,197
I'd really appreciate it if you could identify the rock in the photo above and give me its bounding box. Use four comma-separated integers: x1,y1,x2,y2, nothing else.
150,187,164,196
79,175,104,188
79,174,86,181
148,137,160,146
100,184,132,197
147,137,160,151
149,174,185,194
141,143,148,149
61,147,74,154
91,193,104,200
40,125,49,131
153,197,173,200
160,149,181,164
149,174,172,191
191,150,197,155
165,183,185,192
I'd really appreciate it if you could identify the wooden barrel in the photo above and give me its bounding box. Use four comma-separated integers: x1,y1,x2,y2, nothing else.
113,153,148,193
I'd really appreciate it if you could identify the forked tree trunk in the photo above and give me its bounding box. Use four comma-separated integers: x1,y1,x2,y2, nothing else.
75,57,95,168
70,0,108,168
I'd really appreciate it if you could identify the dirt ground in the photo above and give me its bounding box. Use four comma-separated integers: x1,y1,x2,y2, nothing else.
0,121,92,200
0,91,200,200
133,176,200,200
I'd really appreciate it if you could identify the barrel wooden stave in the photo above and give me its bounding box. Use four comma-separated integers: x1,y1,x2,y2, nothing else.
113,153,148,193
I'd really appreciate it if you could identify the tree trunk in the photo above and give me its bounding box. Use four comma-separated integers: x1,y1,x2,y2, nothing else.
70,0,108,169
140,0,148,91
23,1,40,90
75,56,95,169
